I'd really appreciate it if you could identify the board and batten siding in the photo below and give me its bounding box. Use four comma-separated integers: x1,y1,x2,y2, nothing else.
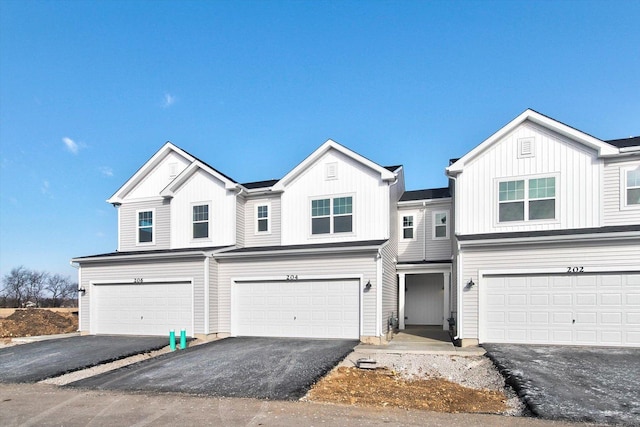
126,151,191,200
78,257,206,335
455,122,602,235
215,253,378,337
119,199,171,251
244,196,281,247
458,239,640,339
280,150,390,245
603,157,640,226
170,172,236,248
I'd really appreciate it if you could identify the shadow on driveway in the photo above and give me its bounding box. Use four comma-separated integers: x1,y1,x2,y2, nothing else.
0,335,168,383
484,344,640,426
67,337,358,400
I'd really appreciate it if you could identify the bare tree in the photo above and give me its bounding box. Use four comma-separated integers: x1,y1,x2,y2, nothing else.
25,270,48,307
1,266,31,307
46,274,77,307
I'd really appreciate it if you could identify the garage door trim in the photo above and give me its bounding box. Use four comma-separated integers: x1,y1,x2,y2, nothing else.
478,267,640,346
90,277,194,336
231,274,364,339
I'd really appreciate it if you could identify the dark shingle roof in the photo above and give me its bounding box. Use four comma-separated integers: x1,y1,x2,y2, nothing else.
606,137,640,148
73,246,232,260
241,179,279,189
400,187,451,202
384,165,402,172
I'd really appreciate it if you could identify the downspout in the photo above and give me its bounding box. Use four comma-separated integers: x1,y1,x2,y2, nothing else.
422,200,427,261
375,248,383,339
446,171,463,341
204,256,210,335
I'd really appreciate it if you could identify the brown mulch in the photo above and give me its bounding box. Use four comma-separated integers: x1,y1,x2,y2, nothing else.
307,367,507,414
0,309,78,338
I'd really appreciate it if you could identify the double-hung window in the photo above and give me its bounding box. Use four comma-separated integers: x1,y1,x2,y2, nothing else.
137,210,153,244
402,215,414,239
498,177,556,222
193,204,209,239
433,211,448,238
257,204,269,233
625,167,640,206
311,196,353,234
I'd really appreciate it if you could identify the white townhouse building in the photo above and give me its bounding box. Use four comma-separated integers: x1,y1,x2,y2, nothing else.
73,109,640,347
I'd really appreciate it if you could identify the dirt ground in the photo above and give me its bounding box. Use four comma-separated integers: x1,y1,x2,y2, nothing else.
0,309,78,339
307,366,507,414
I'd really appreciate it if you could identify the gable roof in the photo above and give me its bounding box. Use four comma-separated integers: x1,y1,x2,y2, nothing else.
160,159,237,198
446,109,620,175
272,139,397,191
107,142,196,204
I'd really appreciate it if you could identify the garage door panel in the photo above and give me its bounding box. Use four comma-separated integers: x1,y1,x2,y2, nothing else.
482,273,639,347
234,280,359,339
94,282,192,336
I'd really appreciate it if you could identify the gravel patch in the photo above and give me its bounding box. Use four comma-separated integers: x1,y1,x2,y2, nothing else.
339,351,525,416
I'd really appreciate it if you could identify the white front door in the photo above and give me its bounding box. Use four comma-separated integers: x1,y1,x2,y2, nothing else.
233,279,360,339
481,273,640,347
93,281,193,336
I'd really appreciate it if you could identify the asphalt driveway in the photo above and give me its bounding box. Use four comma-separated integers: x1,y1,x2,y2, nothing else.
67,337,358,400
0,335,168,383
484,344,640,426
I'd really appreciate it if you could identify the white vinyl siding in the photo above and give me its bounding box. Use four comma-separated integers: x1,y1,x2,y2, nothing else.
280,149,389,245
455,122,602,234
170,171,235,248
217,253,378,338
78,257,206,335
398,201,452,263
457,239,640,341
236,198,245,247
244,197,281,247
603,158,640,225
119,200,170,251
127,151,191,200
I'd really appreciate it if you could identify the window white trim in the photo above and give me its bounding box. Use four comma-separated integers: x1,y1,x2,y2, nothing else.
400,213,416,241
136,208,155,246
432,210,449,240
191,202,211,241
255,202,271,235
494,173,560,226
309,194,355,237
620,165,640,210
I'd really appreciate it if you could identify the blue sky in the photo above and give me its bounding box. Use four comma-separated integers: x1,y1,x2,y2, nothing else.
1,0,639,279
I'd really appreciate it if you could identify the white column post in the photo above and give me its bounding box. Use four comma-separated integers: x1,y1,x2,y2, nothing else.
443,271,451,330
399,273,406,330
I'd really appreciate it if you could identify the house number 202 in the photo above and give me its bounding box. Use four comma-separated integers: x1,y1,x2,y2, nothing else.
566,267,584,273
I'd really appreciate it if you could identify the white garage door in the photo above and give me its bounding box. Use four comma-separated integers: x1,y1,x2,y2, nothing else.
93,281,193,336
481,273,640,347
234,280,360,339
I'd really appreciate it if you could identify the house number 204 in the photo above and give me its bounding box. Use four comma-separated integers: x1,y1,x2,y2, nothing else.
286,275,298,281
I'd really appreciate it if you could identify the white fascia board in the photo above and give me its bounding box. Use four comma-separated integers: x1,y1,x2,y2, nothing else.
160,160,236,198
272,139,395,191
107,142,195,204
72,250,210,264
458,231,640,247
397,197,452,207
395,263,452,274
215,243,384,259
446,109,619,176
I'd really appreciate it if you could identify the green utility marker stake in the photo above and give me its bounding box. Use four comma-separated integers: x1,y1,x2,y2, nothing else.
180,329,187,349
169,329,176,351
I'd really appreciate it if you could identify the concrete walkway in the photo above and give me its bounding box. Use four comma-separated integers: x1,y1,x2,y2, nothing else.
356,326,485,355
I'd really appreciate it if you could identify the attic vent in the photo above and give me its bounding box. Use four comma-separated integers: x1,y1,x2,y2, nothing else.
518,137,535,158
326,162,338,180
168,162,178,179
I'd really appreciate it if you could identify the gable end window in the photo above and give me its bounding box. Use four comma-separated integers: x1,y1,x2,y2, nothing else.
626,167,640,206
193,205,209,239
433,211,448,239
257,204,269,233
311,196,353,235
137,210,154,244
498,177,556,222
402,215,414,239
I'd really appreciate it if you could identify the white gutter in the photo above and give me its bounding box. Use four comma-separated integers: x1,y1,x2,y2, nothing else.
215,243,385,259
397,197,452,207
72,250,218,263
458,230,640,247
